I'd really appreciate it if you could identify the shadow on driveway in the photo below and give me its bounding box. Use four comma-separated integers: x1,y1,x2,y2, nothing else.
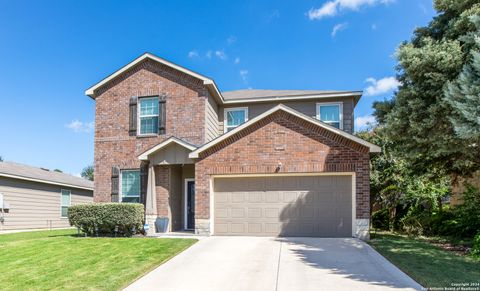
276,237,422,290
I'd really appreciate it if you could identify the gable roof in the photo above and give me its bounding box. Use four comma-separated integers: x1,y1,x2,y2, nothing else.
85,52,222,101
0,161,94,190
222,89,362,104
85,53,364,106
189,104,381,158
138,137,198,161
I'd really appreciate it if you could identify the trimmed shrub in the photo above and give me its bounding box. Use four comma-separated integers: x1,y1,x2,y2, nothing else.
68,203,144,237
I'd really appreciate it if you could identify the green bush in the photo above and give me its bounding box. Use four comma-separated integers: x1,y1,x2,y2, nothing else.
472,233,480,258
68,203,144,237
372,209,390,230
448,185,480,238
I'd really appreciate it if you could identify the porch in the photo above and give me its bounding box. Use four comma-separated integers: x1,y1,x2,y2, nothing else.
140,137,198,235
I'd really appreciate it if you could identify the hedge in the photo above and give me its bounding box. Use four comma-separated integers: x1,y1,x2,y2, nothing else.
68,203,144,237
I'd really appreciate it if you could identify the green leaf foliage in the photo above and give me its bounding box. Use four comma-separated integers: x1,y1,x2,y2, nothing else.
68,203,144,236
384,0,480,177
81,164,94,181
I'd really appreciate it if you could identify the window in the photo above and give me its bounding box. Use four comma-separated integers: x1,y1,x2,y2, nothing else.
224,107,248,132
121,170,140,203
316,103,343,129
138,97,159,135
61,189,71,218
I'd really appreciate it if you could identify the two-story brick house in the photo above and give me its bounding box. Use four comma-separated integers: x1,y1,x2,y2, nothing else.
86,53,380,240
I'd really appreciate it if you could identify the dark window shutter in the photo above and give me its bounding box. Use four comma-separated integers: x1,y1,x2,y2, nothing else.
158,96,166,135
129,97,138,136
111,166,120,202
140,163,148,206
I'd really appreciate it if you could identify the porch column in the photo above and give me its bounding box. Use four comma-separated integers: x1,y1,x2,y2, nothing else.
145,164,157,235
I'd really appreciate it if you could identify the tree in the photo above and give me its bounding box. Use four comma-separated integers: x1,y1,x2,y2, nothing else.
0,156,3,162
444,16,480,141
53,169,63,173
372,99,395,125
81,165,94,181
385,0,480,178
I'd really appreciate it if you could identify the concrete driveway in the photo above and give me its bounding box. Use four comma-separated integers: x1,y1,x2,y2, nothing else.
124,237,422,291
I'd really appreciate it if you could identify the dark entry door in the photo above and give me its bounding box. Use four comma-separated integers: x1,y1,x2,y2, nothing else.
186,180,195,230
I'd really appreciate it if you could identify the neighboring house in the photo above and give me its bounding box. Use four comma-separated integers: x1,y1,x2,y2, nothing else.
85,52,380,240
0,161,93,231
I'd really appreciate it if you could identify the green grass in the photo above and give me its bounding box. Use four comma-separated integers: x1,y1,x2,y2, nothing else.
0,229,197,291
369,232,479,288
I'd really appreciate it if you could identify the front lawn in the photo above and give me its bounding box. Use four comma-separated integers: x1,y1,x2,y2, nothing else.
0,229,197,290
369,232,479,288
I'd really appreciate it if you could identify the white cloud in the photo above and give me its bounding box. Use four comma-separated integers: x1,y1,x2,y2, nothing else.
215,50,227,60
331,22,348,37
364,76,400,96
240,70,249,84
234,57,240,64
308,0,393,20
308,2,338,19
206,50,213,59
227,36,237,45
355,115,377,131
66,120,94,133
188,50,199,58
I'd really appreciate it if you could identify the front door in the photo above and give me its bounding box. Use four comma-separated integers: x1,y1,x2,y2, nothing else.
186,180,195,230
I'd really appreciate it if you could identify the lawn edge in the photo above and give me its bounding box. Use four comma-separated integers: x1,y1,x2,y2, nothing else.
367,234,427,288
119,238,198,290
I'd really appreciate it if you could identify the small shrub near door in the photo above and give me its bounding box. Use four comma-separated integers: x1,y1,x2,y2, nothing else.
68,203,144,236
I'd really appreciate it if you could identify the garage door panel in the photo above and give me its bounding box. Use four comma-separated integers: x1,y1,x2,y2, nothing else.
248,192,263,203
283,192,298,203
248,208,262,218
265,191,279,202
214,176,352,237
215,208,229,218
231,192,245,203
231,208,246,218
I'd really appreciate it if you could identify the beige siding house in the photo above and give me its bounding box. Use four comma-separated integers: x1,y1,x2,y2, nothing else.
0,161,93,232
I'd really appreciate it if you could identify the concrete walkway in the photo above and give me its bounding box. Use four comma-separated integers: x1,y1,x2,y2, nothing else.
124,237,422,291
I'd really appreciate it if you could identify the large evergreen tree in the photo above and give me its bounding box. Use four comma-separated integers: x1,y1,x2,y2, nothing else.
444,16,480,140
385,0,480,178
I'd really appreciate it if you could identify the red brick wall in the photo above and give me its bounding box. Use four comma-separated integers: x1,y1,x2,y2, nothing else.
93,59,207,202
155,166,170,217
195,111,371,220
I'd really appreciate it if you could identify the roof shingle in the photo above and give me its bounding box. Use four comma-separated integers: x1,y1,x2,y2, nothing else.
0,161,94,190
221,89,362,101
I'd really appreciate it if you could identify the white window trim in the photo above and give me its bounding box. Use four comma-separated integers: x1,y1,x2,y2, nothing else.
60,189,71,218
119,169,141,203
316,102,343,130
137,96,160,136
224,107,249,133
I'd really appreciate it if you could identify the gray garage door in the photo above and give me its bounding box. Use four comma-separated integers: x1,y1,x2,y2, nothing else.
213,175,352,237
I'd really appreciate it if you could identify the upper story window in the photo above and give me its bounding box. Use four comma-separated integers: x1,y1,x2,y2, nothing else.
224,107,248,132
60,189,71,218
138,97,159,135
120,170,140,203
316,102,343,129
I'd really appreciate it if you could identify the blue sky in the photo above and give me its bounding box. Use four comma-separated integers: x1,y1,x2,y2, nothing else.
0,0,435,175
